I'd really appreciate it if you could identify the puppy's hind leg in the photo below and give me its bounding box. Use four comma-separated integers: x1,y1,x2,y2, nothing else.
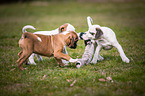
113,42,130,63
18,50,22,57
17,51,24,64
17,50,33,70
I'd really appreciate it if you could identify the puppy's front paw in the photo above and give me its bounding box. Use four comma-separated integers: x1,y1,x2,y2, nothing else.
69,58,78,63
123,58,130,63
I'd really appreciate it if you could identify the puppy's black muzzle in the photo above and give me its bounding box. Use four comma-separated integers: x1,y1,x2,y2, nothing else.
79,32,86,40
70,41,77,49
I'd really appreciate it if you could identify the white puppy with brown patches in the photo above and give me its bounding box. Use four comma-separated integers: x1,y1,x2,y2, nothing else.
82,16,130,64
22,23,75,65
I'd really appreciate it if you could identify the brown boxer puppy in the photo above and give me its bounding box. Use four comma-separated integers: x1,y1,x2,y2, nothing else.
17,31,78,70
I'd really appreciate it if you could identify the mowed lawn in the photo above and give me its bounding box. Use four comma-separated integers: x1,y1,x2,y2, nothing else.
0,1,145,96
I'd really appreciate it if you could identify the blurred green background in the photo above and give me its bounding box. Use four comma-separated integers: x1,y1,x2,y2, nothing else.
0,0,145,96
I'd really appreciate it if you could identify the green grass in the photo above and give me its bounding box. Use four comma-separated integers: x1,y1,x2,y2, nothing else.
0,1,145,96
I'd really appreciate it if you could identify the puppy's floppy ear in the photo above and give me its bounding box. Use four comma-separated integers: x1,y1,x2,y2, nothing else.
95,28,103,39
59,26,65,33
59,24,68,33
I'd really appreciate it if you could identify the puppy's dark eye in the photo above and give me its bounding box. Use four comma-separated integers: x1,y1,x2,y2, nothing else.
89,32,95,35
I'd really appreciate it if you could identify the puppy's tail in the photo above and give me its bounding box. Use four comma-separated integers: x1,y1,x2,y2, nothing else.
22,25,36,33
87,16,93,28
22,32,42,42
